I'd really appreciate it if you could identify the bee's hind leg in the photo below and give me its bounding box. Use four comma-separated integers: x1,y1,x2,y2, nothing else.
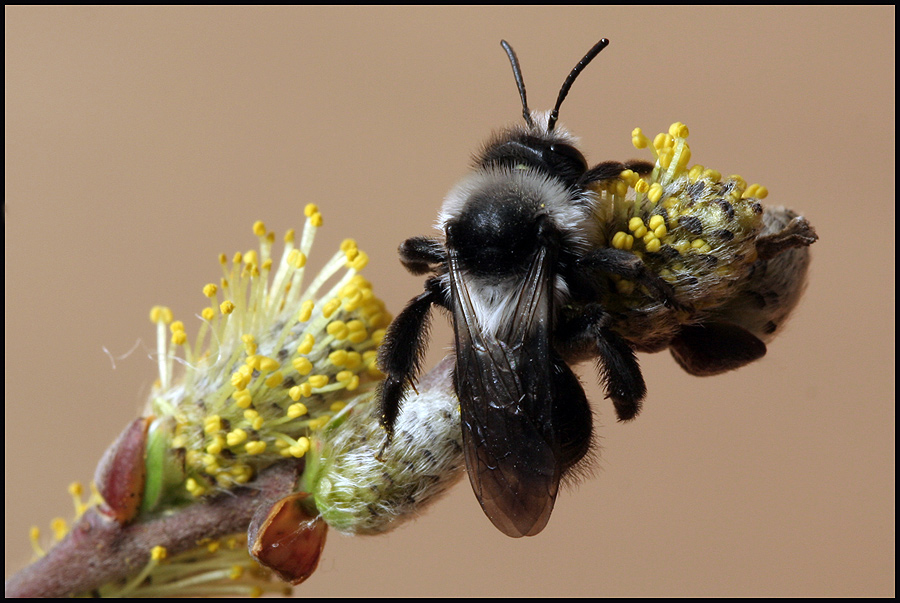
556,304,646,422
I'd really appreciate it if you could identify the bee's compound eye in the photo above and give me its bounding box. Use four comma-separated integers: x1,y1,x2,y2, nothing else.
544,143,588,186
548,143,588,172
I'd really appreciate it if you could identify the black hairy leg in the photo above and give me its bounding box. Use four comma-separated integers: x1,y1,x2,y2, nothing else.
377,276,444,439
399,236,446,275
577,247,690,312
578,159,654,187
557,304,646,422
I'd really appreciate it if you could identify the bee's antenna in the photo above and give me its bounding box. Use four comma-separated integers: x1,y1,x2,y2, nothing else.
548,38,610,133
501,40,535,130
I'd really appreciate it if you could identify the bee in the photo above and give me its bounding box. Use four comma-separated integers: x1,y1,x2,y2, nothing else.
376,38,817,537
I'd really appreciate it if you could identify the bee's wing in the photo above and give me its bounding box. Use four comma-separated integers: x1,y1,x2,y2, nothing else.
449,248,561,538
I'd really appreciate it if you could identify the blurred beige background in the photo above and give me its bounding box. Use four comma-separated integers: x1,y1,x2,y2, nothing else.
5,6,894,597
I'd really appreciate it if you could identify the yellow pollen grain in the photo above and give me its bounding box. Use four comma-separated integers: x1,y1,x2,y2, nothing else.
206,437,224,455
322,298,341,318
327,320,350,340
231,370,251,390
151,546,168,561
290,437,310,458
346,374,360,391
297,333,315,355
292,356,313,376
308,416,330,430
201,307,215,321
344,351,362,370
290,383,312,400
329,350,348,366
253,221,266,237
171,330,187,345
336,370,353,383
645,238,661,253
348,330,368,344
150,306,173,324
648,215,665,230
50,518,68,540
287,402,308,418
203,283,218,298
204,415,222,434
669,122,689,138
288,249,307,269
220,300,235,315
298,300,315,323
349,251,369,270
258,356,280,372
308,374,329,388
631,127,649,149
245,441,267,455
226,429,248,446
264,371,284,387
309,212,323,227
304,203,319,217
611,231,628,249
233,389,253,409
648,183,664,204
634,178,650,194
243,250,258,267
703,169,722,182
628,217,645,232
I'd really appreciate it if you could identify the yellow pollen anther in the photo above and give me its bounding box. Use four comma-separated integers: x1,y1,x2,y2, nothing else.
150,306,174,324
203,283,218,298
220,300,235,315
252,221,266,237
245,441,267,455
669,122,690,138
258,356,280,372
297,333,315,355
293,356,313,375
304,203,319,217
264,371,284,387
204,415,222,434
631,127,650,149
287,403,308,418
327,320,350,340
308,375,329,388
151,546,168,561
322,298,342,318
298,300,314,323
226,429,248,446
329,350,348,366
